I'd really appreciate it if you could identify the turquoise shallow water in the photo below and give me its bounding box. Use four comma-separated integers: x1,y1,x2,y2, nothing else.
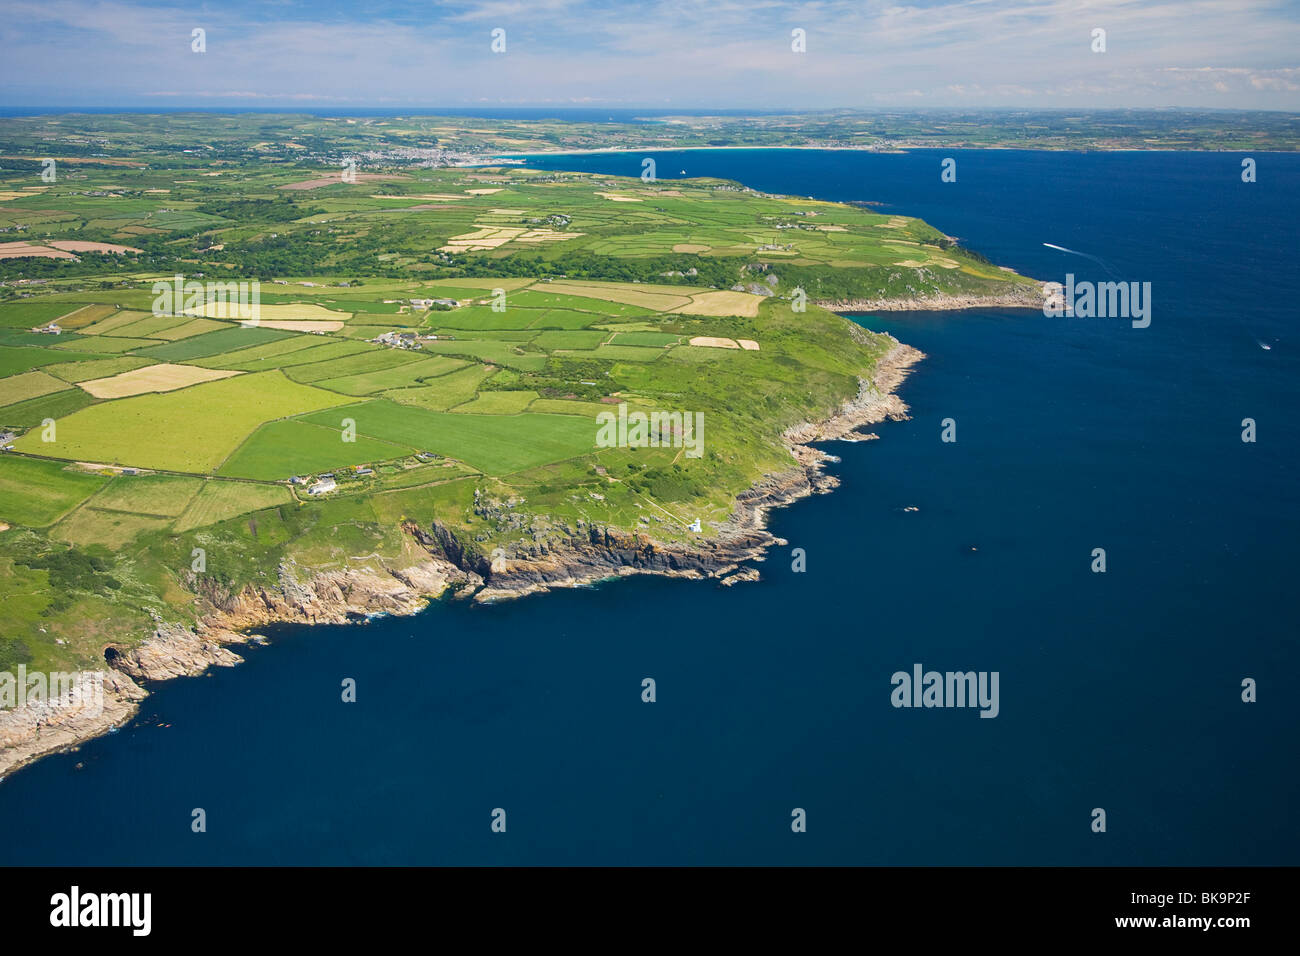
1,149,1295,864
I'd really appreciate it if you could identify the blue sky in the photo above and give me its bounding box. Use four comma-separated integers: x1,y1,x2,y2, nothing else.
1,0,1297,109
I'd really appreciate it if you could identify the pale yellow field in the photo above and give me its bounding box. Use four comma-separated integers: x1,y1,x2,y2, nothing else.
79,310,152,335
439,227,522,252
673,243,711,253
595,192,642,202
688,336,739,349
0,242,75,260
0,186,47,200
544,280,692,311
79,363,243,399
47,240,142,254
440,225,579,253
186,302,352,323
465,188,503,195
371,193,465,201
674,290,764,318
255,320,345,332
738,339,760,351
514,228,582,243
55,304,120,329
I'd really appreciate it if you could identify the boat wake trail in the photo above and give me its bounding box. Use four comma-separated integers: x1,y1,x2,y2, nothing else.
1042,242,1119,278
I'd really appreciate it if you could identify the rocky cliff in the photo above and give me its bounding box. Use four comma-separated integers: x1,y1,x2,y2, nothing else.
1,341,922,779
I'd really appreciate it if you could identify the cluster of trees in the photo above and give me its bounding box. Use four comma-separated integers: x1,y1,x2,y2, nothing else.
0,635,31,670
195,197,325,222
206,233,335,277
18,549,121,600
454,249,749,288
625,462,711,503
494,357,625,401
0,251,151,282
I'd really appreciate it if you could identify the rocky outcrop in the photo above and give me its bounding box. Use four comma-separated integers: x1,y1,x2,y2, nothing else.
820,284,1044,312
110,621,246,682
0,669,146,779
464,520,778,602
719,567,761,587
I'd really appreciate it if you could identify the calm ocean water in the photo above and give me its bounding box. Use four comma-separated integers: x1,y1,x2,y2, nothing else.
1,149,1295,865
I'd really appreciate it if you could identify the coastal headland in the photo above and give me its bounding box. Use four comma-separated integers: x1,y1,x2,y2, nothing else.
0,116,1038,777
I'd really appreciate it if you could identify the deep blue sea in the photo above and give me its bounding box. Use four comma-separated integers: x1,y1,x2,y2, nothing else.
2,149,1296,865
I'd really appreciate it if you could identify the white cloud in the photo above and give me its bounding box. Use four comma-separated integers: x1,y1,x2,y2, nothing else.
0,0,1296,108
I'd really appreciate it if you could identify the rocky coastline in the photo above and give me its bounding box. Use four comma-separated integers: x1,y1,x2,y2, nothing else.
0,339,923,779
820,284,1044,312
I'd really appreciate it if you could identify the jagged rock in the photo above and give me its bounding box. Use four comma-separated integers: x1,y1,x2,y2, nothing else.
0,669,145,777
719,567,761,586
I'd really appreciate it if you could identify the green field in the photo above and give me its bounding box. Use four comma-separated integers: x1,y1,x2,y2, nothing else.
53,335,160,354
184,334,324,369
173,480,293,533
45,355,153,383
12,371,347,472
88,474,204,517
216,339,372,371
0,387,98,428
316,355,467,395
285,346,422,384
0,301,80,329
413,338,548,371
0,345,91,376
298,400,597,474
53,508,174,549
0,370,73,406
532,330,609,350
449,390,539,414
217,419,415,480
136,325,293,362
382,364,493,410
0,457,108,527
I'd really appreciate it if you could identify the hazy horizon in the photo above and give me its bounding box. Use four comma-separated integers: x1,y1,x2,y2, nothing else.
1,0,1297,111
